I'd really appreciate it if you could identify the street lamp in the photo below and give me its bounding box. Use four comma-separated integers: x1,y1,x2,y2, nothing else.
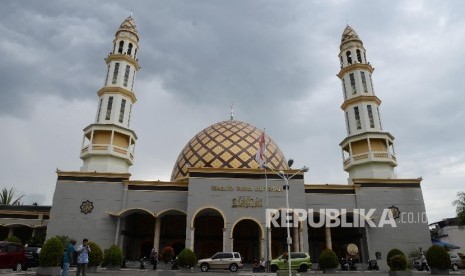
264,163,309,276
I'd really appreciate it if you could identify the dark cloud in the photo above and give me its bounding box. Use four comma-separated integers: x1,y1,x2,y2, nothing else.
0,0,464,223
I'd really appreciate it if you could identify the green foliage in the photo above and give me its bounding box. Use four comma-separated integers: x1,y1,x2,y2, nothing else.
54,235,70,249
161,246,175,264
318,249,339,270
39,236,65,267
453,191,465,228
102,245,123,267
5,235,22,244
177,248,197,268
88,241,103,267
387,249,405,268
390,254,408,271
426,245,451,269
0,187,24,205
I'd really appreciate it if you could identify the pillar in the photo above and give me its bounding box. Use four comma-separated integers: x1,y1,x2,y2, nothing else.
154,217,161,252
292,227,299,251
325,227,332,249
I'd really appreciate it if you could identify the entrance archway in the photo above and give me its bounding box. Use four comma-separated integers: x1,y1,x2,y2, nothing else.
232,219,261,262
158,210,187,256
193,208,224,259
121,210,155,260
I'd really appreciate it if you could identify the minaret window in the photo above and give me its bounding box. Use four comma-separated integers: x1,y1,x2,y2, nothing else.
361,72,368,93
377,107,383,130
128,104,132,127
96,99,103,122
367,105,375,128
118,41,124,54
112,63,120,84
369,74,375,94
119,99,126,123
104,65,110,85
354,106,361,129
356,49,362,63
123,65,130,87
342,79,347,100
113,43,116,54
131,71,135,91
349,73,356,94
128,43,133,55
340,56,343,67
345,112,351,134
346,51,352,65
134,49,137,59
105,97,113,120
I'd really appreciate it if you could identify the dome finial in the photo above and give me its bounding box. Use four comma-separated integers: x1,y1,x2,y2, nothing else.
230,101,235,120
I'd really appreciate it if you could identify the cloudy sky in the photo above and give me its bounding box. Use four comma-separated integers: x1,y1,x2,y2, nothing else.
0,0,464,223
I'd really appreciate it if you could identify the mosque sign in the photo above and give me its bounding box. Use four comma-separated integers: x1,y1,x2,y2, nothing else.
211,185,282,192
232,196,263,208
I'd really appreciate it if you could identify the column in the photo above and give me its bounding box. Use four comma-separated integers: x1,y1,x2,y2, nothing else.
292,227,299,251
267,228,272,259
154,217,161,252
325,227,332,250
260,237,265,259
299,228,304,252
190,228,195,250
114,217,121,245
223,228,227,251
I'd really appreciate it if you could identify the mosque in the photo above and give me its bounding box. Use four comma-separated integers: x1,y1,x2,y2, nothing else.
1,16,431,264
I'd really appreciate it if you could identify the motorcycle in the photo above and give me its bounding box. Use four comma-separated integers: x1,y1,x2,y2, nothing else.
139,256,148,269
367,259,379,271
170,257,179,270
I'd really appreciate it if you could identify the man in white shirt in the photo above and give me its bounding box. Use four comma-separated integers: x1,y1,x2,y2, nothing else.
76,238,91,276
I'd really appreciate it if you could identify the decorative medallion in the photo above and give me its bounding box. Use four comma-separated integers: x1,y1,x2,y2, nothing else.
388,205,400,219
171,120,288,181
80,200,94,214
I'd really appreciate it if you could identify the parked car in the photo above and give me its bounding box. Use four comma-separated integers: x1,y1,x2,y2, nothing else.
413,252,463,271
25,246,41,268
197,252,243,272
270,252,312,272
0,241,27,271
449,252,463,271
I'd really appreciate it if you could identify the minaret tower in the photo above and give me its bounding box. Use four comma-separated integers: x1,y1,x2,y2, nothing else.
337,26,397,182
80,16,140,173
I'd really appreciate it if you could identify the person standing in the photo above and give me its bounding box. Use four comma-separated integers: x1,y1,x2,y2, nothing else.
150,248,158,270
76,239,91,276
62,239,76,276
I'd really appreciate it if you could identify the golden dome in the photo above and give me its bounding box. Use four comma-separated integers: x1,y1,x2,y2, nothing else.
171,120,289,181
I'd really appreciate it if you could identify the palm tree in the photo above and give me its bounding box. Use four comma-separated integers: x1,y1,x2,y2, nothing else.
452,191,465,227
0,187,24,205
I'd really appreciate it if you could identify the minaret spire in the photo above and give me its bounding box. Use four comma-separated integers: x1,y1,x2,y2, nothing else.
79,16,141,173
337,26,397,183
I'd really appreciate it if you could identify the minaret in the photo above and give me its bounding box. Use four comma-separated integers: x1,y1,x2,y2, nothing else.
337,26,397,182
80,16,140,173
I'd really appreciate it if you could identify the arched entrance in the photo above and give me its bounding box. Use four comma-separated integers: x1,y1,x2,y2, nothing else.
331,212,367,262
232,219,261,262
121,210,155,260
193,208,224,259
158,210,187,256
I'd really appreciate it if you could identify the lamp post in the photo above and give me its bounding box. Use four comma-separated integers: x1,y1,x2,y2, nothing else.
264,164,309,276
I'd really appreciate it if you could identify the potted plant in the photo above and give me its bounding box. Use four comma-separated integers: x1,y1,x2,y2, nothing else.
426,245,451,275
102,245,123,270
318,249,338,273
161,246,175,266
386,248,411,276
36,236,64,276
87,241,103,272
177,248,197,271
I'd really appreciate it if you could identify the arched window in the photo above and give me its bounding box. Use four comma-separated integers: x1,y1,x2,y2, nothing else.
346,51,352,65
356,49,362,63
128,43,133,55
118,41,124,54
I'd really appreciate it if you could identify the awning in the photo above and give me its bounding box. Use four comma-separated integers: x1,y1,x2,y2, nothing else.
431,239,461,249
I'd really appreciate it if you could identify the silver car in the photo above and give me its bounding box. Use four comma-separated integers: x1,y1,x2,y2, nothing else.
197,252,243,272
449,252,462,271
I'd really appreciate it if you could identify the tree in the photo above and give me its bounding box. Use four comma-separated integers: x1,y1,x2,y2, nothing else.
0,187,24,205
452,191,465,228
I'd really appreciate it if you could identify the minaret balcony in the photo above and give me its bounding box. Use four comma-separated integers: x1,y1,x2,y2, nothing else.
343,150,397,170
81,143,134,163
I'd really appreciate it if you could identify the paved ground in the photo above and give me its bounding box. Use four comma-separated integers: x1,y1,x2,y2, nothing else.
0,268,464,276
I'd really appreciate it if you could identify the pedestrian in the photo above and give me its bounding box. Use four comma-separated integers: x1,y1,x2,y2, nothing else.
76,238,91,276
62,239,76,276
150,248,158,270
